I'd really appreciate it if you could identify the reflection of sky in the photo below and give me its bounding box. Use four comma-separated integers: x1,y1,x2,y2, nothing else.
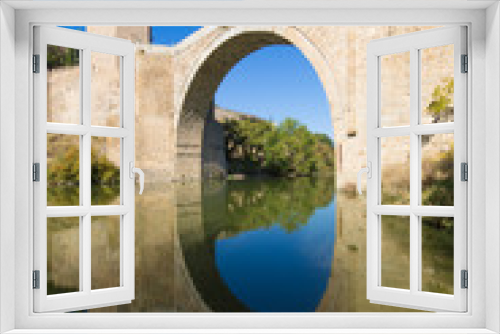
61,25,333,139
215,196,336,312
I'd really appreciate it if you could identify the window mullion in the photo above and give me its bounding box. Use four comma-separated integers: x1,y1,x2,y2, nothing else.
409,47,420,294
413,123,454,135
82,47,92,294
46,123,88,135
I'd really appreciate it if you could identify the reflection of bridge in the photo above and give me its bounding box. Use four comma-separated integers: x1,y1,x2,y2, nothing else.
47,180,236,312
47,176,406,313
174,181,250,312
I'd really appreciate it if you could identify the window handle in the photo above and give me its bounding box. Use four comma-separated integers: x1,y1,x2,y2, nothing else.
357,161,372,195
129,162,144,195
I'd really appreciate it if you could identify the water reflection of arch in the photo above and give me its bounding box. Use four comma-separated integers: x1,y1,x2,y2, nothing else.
175,181,250,312
175,178,337,312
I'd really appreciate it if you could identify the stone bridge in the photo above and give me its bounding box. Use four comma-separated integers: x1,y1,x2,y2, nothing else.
49,25,450,190
46,25,454,311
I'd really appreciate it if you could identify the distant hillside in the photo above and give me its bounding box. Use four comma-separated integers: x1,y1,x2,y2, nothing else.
214,105,266,123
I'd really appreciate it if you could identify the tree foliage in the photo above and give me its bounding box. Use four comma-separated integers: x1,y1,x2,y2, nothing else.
223,117,335,177
383,78,454,230
426,78,454,123
47,45,80,70
47,134,120,206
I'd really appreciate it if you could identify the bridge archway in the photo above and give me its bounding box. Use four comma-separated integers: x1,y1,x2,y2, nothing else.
174,26,336,179
172,27,337,310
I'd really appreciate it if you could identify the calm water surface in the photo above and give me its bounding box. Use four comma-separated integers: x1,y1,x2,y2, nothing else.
48,176,451,312
212,182,336,312
177,177,337,312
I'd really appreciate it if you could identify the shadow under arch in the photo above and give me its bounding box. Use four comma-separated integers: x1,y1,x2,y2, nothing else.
174,26,336,180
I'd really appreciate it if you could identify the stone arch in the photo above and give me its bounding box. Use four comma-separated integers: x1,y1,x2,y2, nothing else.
172,28,337,309
174,26,336,179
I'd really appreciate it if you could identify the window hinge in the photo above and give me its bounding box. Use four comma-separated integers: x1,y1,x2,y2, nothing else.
33,54,40,73
461,162,468,181
33,163,40,182
461,270,468,289
461,54,468,73
33,270,40,289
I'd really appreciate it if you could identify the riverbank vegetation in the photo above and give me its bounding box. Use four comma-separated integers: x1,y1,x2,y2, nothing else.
222,117,335,177
47,45,80,70
47,134,120,206
381,78,455,294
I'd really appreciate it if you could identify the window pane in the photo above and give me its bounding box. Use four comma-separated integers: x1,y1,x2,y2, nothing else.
91,216,121,290
91,136,121,206
381,215,410,290
47,134,80,206
380,51,410,127
381,136,410,205
47,45,80,124
91,52,121,127
47,217,80,295
421,217,454,294
421,44,454,124
421,133,454,206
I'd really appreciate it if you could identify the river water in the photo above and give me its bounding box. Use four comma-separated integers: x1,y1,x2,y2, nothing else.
47,176,452,312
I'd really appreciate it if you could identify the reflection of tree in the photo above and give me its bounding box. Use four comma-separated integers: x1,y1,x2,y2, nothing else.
204,177,336,239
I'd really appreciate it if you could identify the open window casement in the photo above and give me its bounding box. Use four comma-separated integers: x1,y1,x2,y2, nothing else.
33,26,142,312
364,26,467,312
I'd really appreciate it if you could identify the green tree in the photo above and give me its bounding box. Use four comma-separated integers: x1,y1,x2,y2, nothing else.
47,134,120,206
426,78,454,123
222,116,335,177
47,45,80,70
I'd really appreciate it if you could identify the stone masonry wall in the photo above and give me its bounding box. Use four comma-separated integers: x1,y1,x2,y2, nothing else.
202,104,227,179
48,25,453,189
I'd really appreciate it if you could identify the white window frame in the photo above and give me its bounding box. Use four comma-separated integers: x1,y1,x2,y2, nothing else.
366,26,467,312
33,26,136,313
0,2,498,333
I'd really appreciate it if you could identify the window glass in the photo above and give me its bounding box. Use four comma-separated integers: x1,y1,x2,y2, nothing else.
421,217,454,294
91,137,121,206
381,136,410,205
47,134,80,206
47,217,80,295
381,215,410,290
47,45,80,124
91,52,121,128
421,133,454,206
421,45,454,124
380,51,410,127
92,216,121,290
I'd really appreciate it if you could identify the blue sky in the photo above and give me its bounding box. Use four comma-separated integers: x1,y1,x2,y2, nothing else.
150,26,202,46
62,26,333,138
212,45,332,138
